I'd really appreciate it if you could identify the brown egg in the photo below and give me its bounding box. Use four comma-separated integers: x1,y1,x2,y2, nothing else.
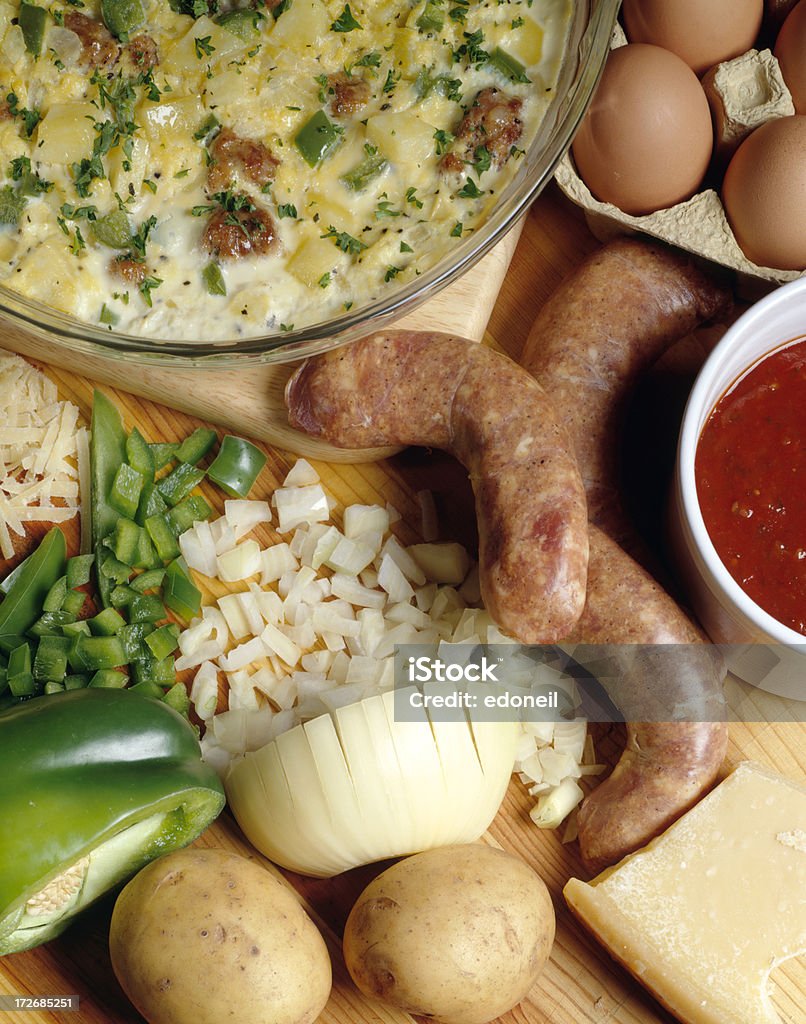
722,115,806,270
571,44,714,216
622,0,764,76
775,0,806,113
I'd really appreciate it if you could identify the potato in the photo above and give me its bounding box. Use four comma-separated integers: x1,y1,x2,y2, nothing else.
109,848,332,1024
343,844,555,1024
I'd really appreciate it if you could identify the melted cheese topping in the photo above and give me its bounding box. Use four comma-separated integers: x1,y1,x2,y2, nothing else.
0,0,571,340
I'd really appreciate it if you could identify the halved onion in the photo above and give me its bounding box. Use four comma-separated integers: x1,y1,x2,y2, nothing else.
225,689,518,877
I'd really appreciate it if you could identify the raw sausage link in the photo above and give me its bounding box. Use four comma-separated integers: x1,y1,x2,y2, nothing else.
522,238,731,871
522,236,731,550
286,330,589,644
568,528,728,872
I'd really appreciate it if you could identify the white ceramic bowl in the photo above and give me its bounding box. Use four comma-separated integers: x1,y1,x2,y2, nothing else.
671,277,806,699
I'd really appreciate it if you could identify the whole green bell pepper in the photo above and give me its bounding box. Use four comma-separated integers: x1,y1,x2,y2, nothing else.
0,688,225,954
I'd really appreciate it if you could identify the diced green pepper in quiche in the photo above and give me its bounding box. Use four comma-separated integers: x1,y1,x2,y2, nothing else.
91,209,133,250
19,3,47,56
295,110,343,167
101,0,147,39
215,9,263,40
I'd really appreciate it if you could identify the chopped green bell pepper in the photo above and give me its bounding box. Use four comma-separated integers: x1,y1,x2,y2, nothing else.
0,527,65,637
207,435,266,498
91,391,128,608
176,427,217,466
0,688,224,953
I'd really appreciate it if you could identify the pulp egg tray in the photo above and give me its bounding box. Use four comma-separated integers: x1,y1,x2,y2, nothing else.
555,24,804,295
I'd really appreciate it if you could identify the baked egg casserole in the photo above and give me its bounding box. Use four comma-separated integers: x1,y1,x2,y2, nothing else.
0,0,571,339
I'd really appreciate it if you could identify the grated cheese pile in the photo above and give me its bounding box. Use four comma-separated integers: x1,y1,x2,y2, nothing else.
0,353,86,559
178,459,602,830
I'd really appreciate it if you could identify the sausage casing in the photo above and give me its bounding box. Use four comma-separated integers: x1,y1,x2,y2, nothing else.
287,330,589,643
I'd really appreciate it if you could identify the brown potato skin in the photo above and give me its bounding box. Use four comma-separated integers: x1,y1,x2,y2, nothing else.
109,848,332,1024
522,238,731,871
342,845,555,1024
286,331,588,644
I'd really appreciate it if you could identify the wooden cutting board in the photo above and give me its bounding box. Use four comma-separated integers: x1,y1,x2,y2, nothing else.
0,223,522,464
1,186,804,1024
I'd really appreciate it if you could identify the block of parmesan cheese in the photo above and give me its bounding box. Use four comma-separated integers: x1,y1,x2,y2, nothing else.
564,761,806,1024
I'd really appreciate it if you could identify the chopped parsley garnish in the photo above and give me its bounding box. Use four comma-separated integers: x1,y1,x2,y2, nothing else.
384,265,401,282
450,221,464,237
449,0,469,23
174,168,191,178
194,35,216,58
10,156,52,196
192,191,255,217
280,322,294,331
139,275,163,307
71,153,106,199
331,3,362,32
5,93,41,137
382,68,400,94
60,203,98,221
277,203,297,218
400,240,413,253
321,225,367,256
405,186,423,209
511,16,524,28
169,0,217,19
70,226,86,256
353,50,381,69
457,178,483,199
315,72,331,103
99,303,119,325
472,145,491,176
433,128,454,155
318,272,331,288
130,215,158,259
452,29,489,68
193,114,220,141
375,199,400,218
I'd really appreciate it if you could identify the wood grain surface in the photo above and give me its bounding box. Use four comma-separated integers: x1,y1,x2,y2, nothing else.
1,183,804,1024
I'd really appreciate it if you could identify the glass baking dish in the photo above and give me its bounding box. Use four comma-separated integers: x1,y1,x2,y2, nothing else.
0,0,620,367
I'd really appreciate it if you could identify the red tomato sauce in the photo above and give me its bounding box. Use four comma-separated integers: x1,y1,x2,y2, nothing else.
695,339,806,636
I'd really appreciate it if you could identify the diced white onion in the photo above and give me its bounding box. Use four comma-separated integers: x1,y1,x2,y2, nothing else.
377,553,415,603
224,498,272,539
283,458,319,486
217,539,262,582
190,661,220,721
274,483,330,532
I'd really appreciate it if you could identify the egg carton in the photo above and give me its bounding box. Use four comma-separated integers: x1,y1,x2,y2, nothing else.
554,25,803,296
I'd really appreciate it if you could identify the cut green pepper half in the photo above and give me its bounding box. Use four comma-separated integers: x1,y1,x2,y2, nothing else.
0,688,224,954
